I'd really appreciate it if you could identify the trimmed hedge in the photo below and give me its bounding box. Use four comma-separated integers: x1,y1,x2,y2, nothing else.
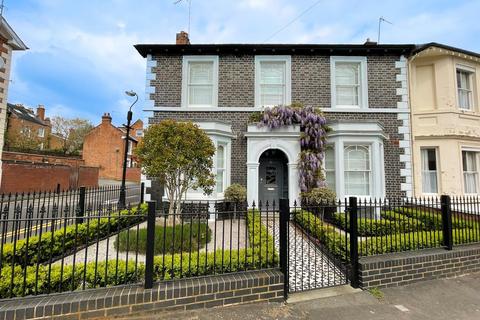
293,210,350,263
2,204,148,266
0,205,277,298
114,223,212,255
392,207,472,230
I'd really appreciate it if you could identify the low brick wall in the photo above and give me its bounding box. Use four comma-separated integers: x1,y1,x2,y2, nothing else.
359,244,480,289
0,270,284,320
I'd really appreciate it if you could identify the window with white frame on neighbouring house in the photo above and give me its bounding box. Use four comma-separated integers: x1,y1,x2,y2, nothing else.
463,150,479,194
255,56,291,107
421,148,438,194
182,56,218,108
136,129,143,137
324,147,335,191
457,67,474,110
331,57,368,108
216,144,226,193
127,140,133,155
344,145,371,196
38,127,45,138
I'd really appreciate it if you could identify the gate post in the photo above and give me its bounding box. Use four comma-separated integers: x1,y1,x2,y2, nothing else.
441,195,453,250
144,201,156,289
76,186,86,224
279,198,289,299
348,197,360,288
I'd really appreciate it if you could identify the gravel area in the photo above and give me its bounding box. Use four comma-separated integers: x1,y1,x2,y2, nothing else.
54,219,247,266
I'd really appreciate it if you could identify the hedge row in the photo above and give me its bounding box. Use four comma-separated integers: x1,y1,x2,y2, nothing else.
2,204,148,266
0,206,277,298
391,207,473,230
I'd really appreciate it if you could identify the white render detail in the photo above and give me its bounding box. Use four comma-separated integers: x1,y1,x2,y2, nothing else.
245,124,301,207
141,54,157,202
396,55,413,197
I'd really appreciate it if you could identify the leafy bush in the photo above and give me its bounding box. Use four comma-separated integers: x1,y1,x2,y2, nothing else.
224,184,247,202
293,210,350,263
246,210,277,266
2,204,148,266
114,223,212,255
392,207,471,230
300,187,336,205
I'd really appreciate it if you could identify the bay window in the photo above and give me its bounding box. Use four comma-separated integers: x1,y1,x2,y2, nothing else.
344,145,371,196
182,56,218,108
216,144,226,193
331,56,368,108
324,147,335,191
463,151,479,194
421,148,438,194
456,67,474,110
255,56,291,108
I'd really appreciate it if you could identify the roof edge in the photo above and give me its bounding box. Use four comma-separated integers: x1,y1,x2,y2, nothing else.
412,42,480,59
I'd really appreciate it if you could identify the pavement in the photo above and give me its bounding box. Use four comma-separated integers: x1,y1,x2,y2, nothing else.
117,272,480,320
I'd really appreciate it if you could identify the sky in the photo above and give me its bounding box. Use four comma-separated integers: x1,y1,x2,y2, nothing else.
5,0,480,126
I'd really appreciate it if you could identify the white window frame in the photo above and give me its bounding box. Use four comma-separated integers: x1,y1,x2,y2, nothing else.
136,129,143,137
456,64,475,111
181,55,219,108
420,147,439,195
38,127,45,138
330,56,369,109
462,148,480,195
323,146,336,192
254,55,292,108
343,144,372,198
216,143,227,194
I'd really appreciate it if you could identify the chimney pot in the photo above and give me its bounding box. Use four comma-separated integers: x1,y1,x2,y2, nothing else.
101,112,112,124
364,38,377,45
176,31,190,45
36,105,46,121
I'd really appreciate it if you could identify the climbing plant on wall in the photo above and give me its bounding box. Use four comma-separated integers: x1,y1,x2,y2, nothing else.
254,103,331,192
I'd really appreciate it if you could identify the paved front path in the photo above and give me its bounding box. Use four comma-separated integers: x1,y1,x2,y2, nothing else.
119,272,480,320
264,218,346,292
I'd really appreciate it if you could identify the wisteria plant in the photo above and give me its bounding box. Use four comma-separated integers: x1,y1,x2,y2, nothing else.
256,103,331,192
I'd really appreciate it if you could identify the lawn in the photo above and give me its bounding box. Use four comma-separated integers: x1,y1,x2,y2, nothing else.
115,222,212,255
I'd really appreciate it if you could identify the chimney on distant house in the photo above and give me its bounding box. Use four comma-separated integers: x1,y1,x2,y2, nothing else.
176,31,190,45
101,112,112,124
36,105,45,120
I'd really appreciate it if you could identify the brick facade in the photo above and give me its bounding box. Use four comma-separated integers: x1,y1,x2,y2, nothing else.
0,270,284,320
146,50,408,201
358,244,480,289
82,114,143,182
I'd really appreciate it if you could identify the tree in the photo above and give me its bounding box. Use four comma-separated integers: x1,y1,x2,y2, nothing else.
5,126,43,150
51,117,93,154
135,120,216,217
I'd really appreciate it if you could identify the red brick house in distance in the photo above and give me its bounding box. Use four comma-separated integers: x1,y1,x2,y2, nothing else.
82,113,143,183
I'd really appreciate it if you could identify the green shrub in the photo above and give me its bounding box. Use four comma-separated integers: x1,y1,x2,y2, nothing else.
293,210,350,263
114,223,212,255
300,187,336,205
2,204,148,266
246,210,277,266
224,184,247,202
392,207,472,230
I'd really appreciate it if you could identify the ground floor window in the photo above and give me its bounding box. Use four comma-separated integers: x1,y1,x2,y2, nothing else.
325,147,335,191
216,144,226,193
344,145,371,196
421,148,438,194
463,150,479,194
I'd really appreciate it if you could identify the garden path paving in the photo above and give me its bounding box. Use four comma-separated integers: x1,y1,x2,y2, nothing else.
264,218,347,292
54,219,247,266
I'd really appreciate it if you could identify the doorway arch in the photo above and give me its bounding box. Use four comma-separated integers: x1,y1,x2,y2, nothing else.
258,149,289,205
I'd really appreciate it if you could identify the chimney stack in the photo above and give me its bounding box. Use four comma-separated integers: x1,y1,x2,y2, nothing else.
176,31,190,45
36,105,45,120
101,112,112,124
364,38,377,46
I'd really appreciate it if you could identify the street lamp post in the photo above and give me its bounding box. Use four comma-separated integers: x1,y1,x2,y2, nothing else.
119,90,138,208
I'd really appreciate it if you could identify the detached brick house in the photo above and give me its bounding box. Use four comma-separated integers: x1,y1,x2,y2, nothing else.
82,113,143,182
5,103,63,150
135,33,415,205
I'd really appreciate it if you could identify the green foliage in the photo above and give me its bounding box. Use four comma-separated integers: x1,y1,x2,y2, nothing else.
1,203,278,299
293,210,350,263
301,187,336,205
115,223,212,255
51,116,94,154
368,287,384,299
136,120,216,215
392,207,472,230
224,184,247,202
2,204,148,266
248,112,263,123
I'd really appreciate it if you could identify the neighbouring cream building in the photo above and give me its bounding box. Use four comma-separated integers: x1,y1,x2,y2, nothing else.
409,43,480,196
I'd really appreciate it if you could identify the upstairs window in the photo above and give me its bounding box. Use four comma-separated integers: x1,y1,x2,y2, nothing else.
255,56,291,108
182,56,218,108
457,67,474,110
38,127,45,138
421,148,438,194
331,57,368,108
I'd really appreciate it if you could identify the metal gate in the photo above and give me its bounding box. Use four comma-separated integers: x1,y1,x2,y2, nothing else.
278,198,358,294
